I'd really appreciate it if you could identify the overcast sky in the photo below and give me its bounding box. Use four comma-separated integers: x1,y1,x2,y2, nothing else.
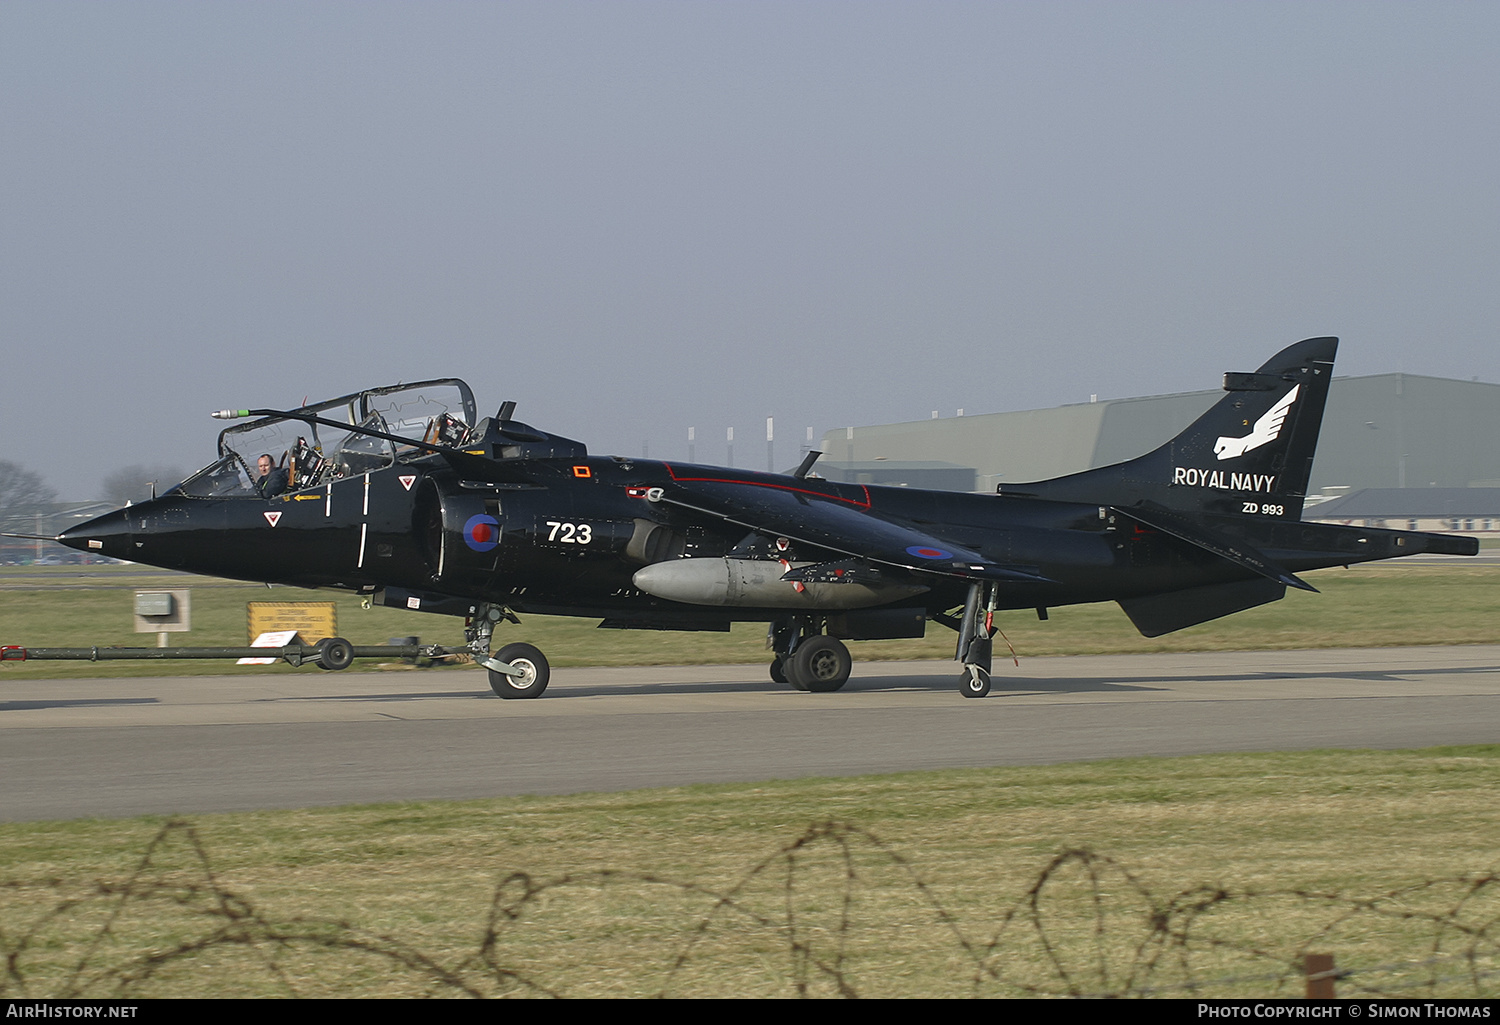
4,1,1498,497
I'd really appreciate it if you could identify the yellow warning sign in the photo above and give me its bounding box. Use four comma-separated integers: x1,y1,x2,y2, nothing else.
247,602,338,645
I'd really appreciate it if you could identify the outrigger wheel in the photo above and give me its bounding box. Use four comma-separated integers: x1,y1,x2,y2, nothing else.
960,636,993,698
314,636,355,671
487,642,550,699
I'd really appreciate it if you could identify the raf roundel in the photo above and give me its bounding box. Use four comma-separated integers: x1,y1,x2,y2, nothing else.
463,513,501,552
905,545,953,560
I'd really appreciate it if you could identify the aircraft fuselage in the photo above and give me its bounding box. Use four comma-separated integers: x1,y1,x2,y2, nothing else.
51,342,1480,698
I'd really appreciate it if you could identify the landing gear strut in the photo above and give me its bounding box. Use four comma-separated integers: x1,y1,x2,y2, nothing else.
767,616,852,693
956,583,995,698
467,603,550,699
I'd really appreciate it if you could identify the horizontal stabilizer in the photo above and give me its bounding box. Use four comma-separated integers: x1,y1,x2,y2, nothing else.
1112,505,1317,592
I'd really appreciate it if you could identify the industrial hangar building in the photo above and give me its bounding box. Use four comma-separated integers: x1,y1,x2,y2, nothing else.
816,373,1500,533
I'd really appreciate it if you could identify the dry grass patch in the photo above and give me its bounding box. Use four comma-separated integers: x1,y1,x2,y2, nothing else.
1,746,1498,996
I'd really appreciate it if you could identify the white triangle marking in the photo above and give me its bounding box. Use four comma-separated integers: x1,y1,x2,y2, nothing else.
264,511,282,527
399,475,417,491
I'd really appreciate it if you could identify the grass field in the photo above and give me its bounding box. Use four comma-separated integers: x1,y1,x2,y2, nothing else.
2,559,1498,678
1,747,1497,998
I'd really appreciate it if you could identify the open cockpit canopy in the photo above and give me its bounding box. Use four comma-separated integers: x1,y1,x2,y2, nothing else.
176,380,476,499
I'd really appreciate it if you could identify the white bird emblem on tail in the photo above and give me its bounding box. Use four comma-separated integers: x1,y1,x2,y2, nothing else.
1214,384,1299,460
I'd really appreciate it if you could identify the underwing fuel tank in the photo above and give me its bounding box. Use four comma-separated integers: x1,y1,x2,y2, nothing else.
632,558,927,610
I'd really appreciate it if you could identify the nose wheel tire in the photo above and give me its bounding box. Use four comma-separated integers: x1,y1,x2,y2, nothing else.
314,636,355,671
960,664,991,698
488,643,550,699
769,656,790,685
789,636,851,693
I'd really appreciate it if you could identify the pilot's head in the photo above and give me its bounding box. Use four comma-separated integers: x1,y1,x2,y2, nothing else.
257,455,275,477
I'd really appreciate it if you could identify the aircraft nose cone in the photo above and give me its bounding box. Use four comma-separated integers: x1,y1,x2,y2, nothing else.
56,507,133,560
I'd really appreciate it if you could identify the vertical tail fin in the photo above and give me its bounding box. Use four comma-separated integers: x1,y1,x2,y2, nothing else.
1003,337,1337,519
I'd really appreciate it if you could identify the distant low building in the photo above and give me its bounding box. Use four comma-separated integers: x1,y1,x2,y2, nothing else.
820,373,1500,501
1304,488,1500,534
813,460,976,492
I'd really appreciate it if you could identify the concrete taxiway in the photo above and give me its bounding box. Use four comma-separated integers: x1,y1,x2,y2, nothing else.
2,645,1499,821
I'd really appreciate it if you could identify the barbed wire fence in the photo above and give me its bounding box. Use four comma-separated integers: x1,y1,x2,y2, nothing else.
1,820,1497,998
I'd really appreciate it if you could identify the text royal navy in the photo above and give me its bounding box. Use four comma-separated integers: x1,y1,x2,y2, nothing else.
1174,468,1277,493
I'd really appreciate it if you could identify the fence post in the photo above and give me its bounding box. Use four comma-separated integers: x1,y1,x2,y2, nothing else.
1304,952,1336,998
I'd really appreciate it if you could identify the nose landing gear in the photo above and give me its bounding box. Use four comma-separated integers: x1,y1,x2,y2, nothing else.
486,642,550,699
467,603,551,699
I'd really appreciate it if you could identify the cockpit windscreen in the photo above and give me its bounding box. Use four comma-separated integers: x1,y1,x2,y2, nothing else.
177,380,475,499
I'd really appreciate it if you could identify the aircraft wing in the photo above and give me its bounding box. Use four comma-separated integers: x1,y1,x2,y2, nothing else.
655,478,1053,583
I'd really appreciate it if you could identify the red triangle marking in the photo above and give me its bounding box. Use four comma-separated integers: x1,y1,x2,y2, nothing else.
399,475,417,491
264,511,282,527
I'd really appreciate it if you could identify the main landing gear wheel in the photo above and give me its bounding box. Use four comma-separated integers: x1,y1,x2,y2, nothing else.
789,636,852,693
314,636,354,671
488,642,550,699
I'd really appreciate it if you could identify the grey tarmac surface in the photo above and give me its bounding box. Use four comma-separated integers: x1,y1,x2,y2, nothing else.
3,645,1500,821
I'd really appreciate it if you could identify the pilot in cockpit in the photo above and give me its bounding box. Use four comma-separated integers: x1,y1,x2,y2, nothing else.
256,454,289,498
